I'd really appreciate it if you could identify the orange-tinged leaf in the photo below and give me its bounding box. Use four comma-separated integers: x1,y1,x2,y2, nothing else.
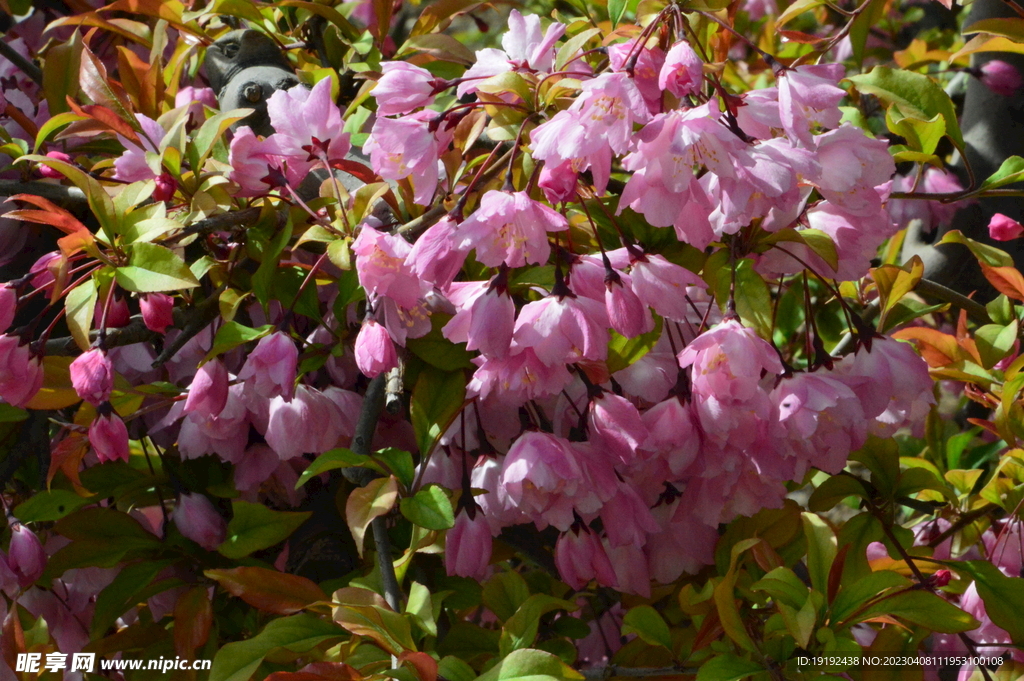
2,605,25,673
79,43,137,130
400,651,438,681
345,476,398,557
332,603,416,654
891,327,963,366
205,566,327,615
67,98,141,145
48,432,90,492
58,231,95,258
981,262,1024,301
173,586,212,657
6,194,90,234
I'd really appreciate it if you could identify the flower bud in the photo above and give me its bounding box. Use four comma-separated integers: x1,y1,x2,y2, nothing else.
153,173,177,202
173,493,226,550
89,410,130,463
96,291,131,328
932,569,952,588
445,509,492,580
0,284,16,332
979,60,1022,97
38,151,72,179
354,320,397,378
29,252,60,291
8,521,45,587
659,40,704,98
989,213,1024,241
538,161,578,204
0,335,43,408
183,359,229,418
140,292,174,333
555,526,617,591
70,348,114,405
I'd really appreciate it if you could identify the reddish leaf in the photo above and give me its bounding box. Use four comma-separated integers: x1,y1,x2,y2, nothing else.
266,663,363,681
691,607,725,651
777,29,827,44
6,194,90,235
981,262,1024,301
827,544,850,604
58,230,96,258
78,42,137,130
173,586,212,657
400,651,438,681
891,327,963,367
48,432,90,491
67,98,141,146
205,566,327,615
330,159,383,185
2,605,25,674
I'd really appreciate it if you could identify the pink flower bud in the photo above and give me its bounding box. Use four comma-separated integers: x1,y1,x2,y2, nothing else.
95,292,131,329
140,292,174,333
555,526,617,591
89,411,130,463
0,284,16,332
238,331,298,400
153,173,177,202
538,160,578,204
183,359,229,418
932,569,952,588
374,62,438,116
979,60,1022,97
173,493,226,550
445,509,492,580
605,277,651,339
989,213,1024,241
8,522,45,587
39,151,72,179
0,335,43,408
354,320,397,378
659,40,704,98
70,348,114,405
29,251,60,291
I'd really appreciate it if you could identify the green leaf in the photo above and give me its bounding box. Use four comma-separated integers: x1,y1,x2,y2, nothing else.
64,279,98,353
714,258,773,338
42,30,81,115
751,566,809,610
406,582,438,637
192,108,252,168
847,67,964,149
885,104,945,155
606,315,663,374
501,595,578,656
406,316,475,371
847,0,886,66
555,28,600,71
410,365,465,459
802,513,837,595
45,508,162,576
205,322,273,361
91,559,174,637
438,656,477,681
831,569,911,625
963,17,1024,42
375,448,415,489
851,590,979,633
474,648,583,681
696,655,765,681
608,0,637,27
954,560,1024,642
714,537,761,652
777,0,826,25
980,155,1024,190
209,614,345,681
483,571,531,623
0,404,28,422
116,242,200,292
346,476,399,557
21,155,120,237
621,605,672,650
808,475,868,512
938,230,1014,267
295,448,370,489
850,437,900,498
400,485,455,530
218,501,311,560
14,489,95,523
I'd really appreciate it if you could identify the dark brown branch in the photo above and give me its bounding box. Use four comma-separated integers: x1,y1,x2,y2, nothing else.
162,207,262,245
0,180,87,208
915,278,992,325
0,40,42,86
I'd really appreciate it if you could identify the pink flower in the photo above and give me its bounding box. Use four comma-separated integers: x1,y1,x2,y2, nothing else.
555,526,617,590
604,540,652,597
265,386,345,460
467,348,573,405
659,41,704,98
608,40,666,113
7,522,45,587
513,291,608,365
184,359,229,418
354,319,398,378
113,114,166,182
640,397,702,477
175,86,217,124
89,411,130,463
404,216,467,290
364,111,451,206
353,225,428,309
0,284,16,332
445,509,492,579
153,173,176,202
264,78,350,170
627,252,705,322
605,272,652,338
455,190,568,268
989,213,1024,241
237,331,297,400
599,484,658,548
776,64,846,146
499,432,590,531
443,279,515,358
812,124,895,216
589,392,648,463
228,127,284,197
70,348,114,405
173,493,226,550
140,292,173,333
538,161,578,204
978,60,1022,97
38,151,72,179
374,62,438,115
29,251,61,291
0,335,42,407
177,383,249,462
458,10,566,96
678,319,783,402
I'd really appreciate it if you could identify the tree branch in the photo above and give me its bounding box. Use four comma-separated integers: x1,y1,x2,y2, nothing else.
915,278,992,325
162,207,262,245
0,40,42,86
0,181,88,209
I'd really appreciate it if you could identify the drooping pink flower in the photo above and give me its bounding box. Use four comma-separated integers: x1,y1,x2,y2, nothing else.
173,493,227,551
589,391,648,463
264,78,350,171
605,271,652,338
70,348,114,405
455,190,568,268
228,127,285,197
374,62,438,115
776,64,846,146
513,291,608,365
555,526,617,590
0,335,42,407
89,411,130,463
458,10,566,96
599,484,659,548
640,397,702,477
354,319,398,378
538,160,578,204
113,114,166,182
812,124,895,216
183,359,229,418
140,292,174,333
978,60,1023,97
499,432,591,531
467,348,573,405
627,252,705,322
29,251,60,291
7,521,45,587
404,216,468,291
175,86,217,125
0,284,16,331
659,41,704,98
353,225,428,309
266,385,345,460
679,319,783,402
989,213,1024,241
177,383,249,462
608,40,666,113
38,150,72,179
604,539,652,597
443,279,515,358
364,111,451,206
237,331,298,400
445,509,492,579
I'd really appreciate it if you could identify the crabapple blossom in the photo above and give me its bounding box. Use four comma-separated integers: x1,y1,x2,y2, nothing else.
0,284,15,331
113,114,165,182
989,213,1024,241
353,225,429,309
513,290,609,365
445,509,492,579
237,331,298,400
443,279,515,358
264,78,350,171
457,10,566,96
183,359,229,418
89,410,130,463
140,292,174,333
978,60,1023,96
776,64,846,145
373,62,438,115
354,319,398,378
659,41,704,98
70,348,114,405
364,111,451,206
455,190,568,268
554,526,617,591
173,493,227,550
8,522,45,587
404,216,467,290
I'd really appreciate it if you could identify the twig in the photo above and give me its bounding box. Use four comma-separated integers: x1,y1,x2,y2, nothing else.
0,40,42,86
0,180,87,209
162,207,262,245
915,278,992,325
385,359,404,415
927,504,1000,548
